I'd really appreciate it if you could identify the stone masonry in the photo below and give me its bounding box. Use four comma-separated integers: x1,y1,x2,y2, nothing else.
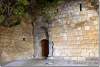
0,18,34,63
34,0,99,61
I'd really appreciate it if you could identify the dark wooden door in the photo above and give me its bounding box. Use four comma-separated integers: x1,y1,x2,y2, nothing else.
41,39,49,58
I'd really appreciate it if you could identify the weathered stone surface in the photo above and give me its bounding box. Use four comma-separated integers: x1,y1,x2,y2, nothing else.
0,0,99,64
0,19,34,63
46,0,99,61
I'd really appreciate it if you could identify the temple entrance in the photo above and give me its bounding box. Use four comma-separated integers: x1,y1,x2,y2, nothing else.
41,39,49,58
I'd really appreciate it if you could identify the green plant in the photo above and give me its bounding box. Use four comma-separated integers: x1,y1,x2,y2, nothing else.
0,15,5,24
0,0,29,27
40,0,64,20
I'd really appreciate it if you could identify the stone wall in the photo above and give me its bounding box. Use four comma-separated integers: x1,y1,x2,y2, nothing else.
33,0,99,61
0,0,99,64
0,18,34,63
33,16,50,58
48,0,99,61
34,0,99,61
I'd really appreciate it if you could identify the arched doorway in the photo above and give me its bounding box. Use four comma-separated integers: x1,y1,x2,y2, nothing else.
41,39,49,58
33,17,53,58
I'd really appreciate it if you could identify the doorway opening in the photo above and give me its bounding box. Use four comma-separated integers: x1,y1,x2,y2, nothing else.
41,39,49,59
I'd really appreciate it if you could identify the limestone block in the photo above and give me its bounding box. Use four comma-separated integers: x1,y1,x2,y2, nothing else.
77,57,86,61
89,52,95,57
51,27,63,34
71,57,78,60
70,48,82,57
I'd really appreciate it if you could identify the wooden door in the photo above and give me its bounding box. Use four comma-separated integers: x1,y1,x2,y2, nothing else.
41,39,49,58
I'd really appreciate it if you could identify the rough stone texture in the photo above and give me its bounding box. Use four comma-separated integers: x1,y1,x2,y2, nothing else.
0,0,99,65
0,18,34,63
34,0,99,61
48,0,99,61
33,16,50,58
